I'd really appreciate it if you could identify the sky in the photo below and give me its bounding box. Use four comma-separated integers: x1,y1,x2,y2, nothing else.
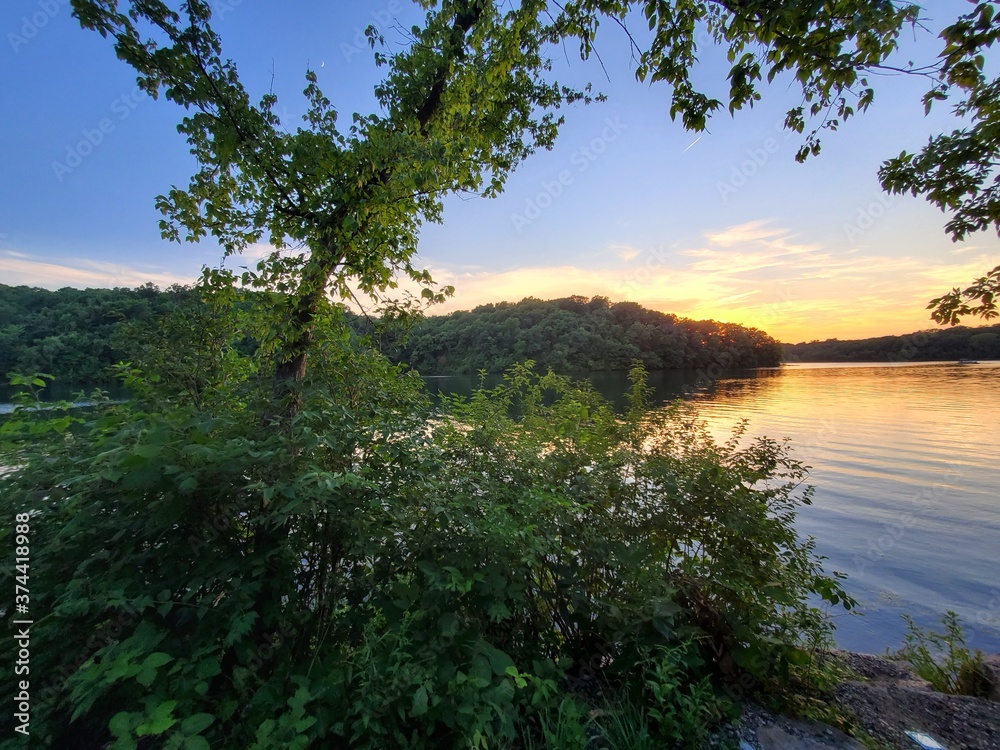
2,1,998,344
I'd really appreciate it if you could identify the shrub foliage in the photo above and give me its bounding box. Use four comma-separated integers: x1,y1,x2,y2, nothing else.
892,611,997,699
0,299,852,749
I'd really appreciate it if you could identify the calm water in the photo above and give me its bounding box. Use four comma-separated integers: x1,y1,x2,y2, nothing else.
430,362,1000,654
0,382,128,414
4,364,997,654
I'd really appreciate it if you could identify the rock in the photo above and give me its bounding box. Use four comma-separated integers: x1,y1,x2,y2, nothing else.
834,662,1000,749
756,721,867,750
716,650,1000,750
832,649,917,682
981,654,1000,702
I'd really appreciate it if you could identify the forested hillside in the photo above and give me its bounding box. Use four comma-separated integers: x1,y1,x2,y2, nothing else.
1,286,783,382
9,284,993,382
386,296,783,373
784,325,1000,363
0,283,192,382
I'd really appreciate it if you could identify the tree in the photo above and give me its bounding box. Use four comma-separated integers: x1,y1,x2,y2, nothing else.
67,0,923,413
64,4,606,675
928,264,1000,326
72,0,605,423
876,3,1000,324
1,2,926,746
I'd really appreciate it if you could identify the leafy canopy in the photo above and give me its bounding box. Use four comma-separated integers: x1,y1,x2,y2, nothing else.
874,3,1000,325
560,0,919,159
928,265,1000,326
68,0,921,319
0,2,924,746
880,2,1000,243
70,0,595,311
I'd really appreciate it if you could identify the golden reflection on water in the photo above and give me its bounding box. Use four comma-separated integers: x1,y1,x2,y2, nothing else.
425,363,999,652
677,361,1000,653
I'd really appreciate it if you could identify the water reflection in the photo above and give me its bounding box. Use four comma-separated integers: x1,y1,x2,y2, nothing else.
428,362,1000,654
422,367,786,411
0,381,128,414
4,363,996,654
674,361,1000,654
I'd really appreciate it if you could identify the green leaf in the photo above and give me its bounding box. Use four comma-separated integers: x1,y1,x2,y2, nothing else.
181,713,215,734
195,658,221,680
225,610,258,645
480,643,515,677
136,651,173,687
411,685,429,716
109,711,135,739
143,652,174,669
136,700,177,737
134,443,163,458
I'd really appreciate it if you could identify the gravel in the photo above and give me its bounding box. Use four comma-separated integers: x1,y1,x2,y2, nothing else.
704,650,1000,750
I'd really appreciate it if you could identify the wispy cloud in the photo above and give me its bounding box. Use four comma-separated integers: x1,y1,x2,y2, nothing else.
612,244,641,261
417,222,1000,342
703,220,784,247
0,251,194,289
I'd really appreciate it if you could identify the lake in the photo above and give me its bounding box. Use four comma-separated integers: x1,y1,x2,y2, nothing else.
0,381,129,415
428,362,1000,655
4,362,997,654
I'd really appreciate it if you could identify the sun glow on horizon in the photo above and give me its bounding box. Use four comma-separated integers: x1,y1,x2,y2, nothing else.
419,220,998,342
3,220,997,344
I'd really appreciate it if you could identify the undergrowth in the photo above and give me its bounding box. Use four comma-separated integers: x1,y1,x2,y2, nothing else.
891,611,995,697
0,301,856,748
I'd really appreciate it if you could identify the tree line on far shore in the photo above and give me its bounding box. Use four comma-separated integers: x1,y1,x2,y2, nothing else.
4,284,996,390
1,286,783,383
0,283,192,384
783,325,1000,363
369,295,783,374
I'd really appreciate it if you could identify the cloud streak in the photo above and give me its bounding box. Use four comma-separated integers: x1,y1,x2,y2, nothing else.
420,221,999,342
0,251,195,290
4,222,996,345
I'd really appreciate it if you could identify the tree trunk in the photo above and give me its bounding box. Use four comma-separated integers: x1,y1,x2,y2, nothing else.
262,286,322,428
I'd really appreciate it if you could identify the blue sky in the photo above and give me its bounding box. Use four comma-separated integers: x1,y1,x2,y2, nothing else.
2,0,998,342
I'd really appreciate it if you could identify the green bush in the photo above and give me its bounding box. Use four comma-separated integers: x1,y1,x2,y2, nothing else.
0,310,852,748
892,611,995,697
